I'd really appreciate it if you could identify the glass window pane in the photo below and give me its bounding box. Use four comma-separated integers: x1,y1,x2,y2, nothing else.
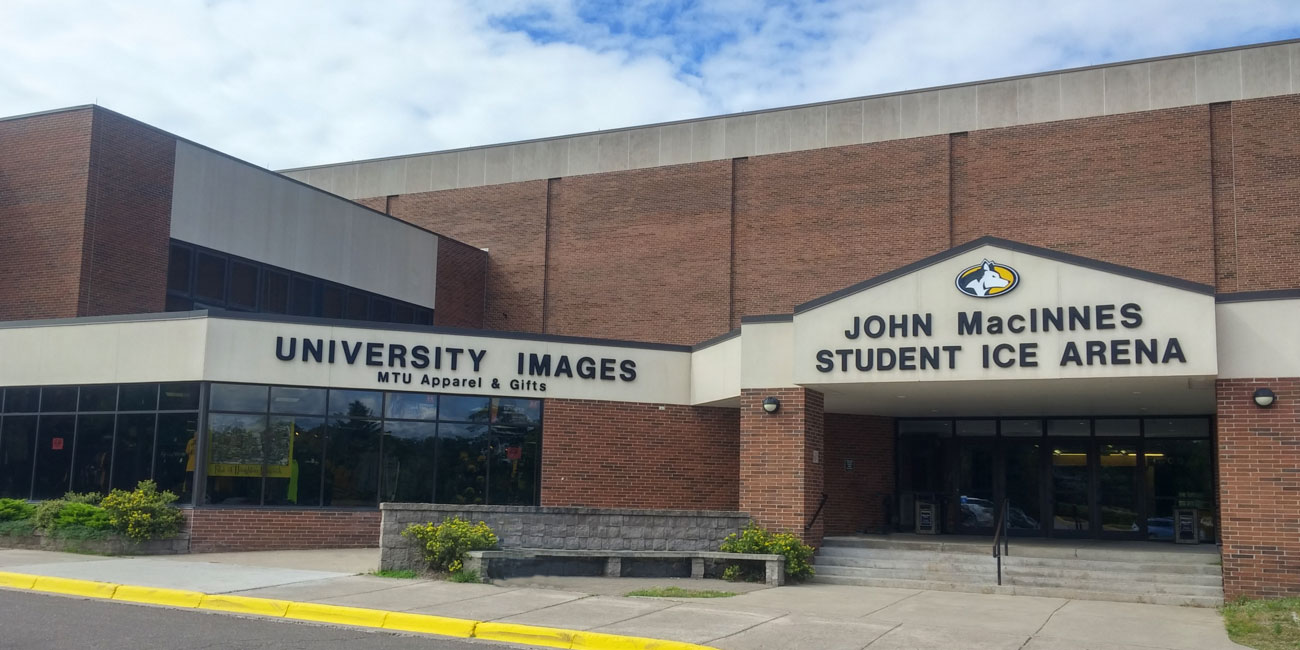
167,243,193,293
289,276,315,316
955,420,996,436
264,416,326,507
1095,418,1140,437
205,413,266,505
323,417,381,506
72,414,115,495
321,285,344,319
194,252,227,302
155,413,198,504
1047,419,1091,437
41,386,78,412
369,298,392,323
262,271,289,314
1002,419,1044,437
33,414,76,499
492,398,542,431
489,400,541,506
345,292,369,320
256,415,295,504
159,382,200,411
0,415,37,498
165,294,194,312
1051,441,1091,532
79,385,117,412
329,389,382,419
439,395,492,423
1144,418,1210,438
270,387,326,415
414,309,433,326
385,392,438,421
381,421,438,503
118,384,158,411
1145,438,1214,541
899,420,953,437
112,413,155,493
4,387,41,413
436,423,489,505
228,261,259,309
392,304,414,325
210,383,268,413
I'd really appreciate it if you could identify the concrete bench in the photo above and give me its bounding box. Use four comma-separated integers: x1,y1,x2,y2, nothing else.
464,549,786,586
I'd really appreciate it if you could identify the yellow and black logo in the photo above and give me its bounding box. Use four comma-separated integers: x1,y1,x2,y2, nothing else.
955,259,1019,298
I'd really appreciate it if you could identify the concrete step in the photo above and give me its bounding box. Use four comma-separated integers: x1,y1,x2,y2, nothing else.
1003,564,1223,586
819,537,1221,565
814,554,998,573
1005,554,1221,576
1004,574,1223,598
814,560,1222,589
809,574,1224,608
814,564,993,584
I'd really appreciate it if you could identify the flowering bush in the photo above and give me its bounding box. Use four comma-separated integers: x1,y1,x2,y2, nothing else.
719,522,816,582
402,517,498,573
100,480,184,542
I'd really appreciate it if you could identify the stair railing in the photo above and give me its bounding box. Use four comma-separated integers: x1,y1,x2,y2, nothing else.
992,498,1010,585
805,493,829,533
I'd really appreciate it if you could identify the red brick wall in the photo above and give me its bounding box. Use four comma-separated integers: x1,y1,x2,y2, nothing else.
1217,377,1300,599
732,138,950,322
541,399,739,510
1224,96,1300,291
188,508,380,553
79,109,175,316
739,388,824,544
390,182,547,333
0,108,94,321
952,107,1215,285
823,413,894,536
433,237,486,328
547,164,732,344
1210,103,1237,292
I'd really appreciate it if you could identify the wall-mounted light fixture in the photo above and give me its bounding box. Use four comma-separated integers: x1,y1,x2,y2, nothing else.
761,396,781,414
1253,388,1277,408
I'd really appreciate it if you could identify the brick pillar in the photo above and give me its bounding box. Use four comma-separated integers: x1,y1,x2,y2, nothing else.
1217,377,1300,600
739,387,825,545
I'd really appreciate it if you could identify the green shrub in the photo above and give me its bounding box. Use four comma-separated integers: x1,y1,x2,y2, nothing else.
100,480,184,543
0,498,34,522
0,519,35,537
719,522,816,582
33,499,68,530
448,569,481,583
62,491,103,506
52,502,113,531
401,517,498,573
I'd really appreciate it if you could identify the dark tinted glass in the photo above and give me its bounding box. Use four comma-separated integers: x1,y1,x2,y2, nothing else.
155,413,197,504
1096,419,1140,437
1001,419,1044,437
41,386,78,412
119,384,158,411
4,387,41,413
270,387,327,415
436,423,489,505
493,398,542,431
329,389,382,418
385,392,438,421
71,414,115,494
165,294,194,312
439,395,492,423
112,413,155,492
414,309,433,326
490,398,542,506
1144,418,1211,438
159,383,200,410
382,421,437,503
899,420,953,436
262,271,289,314
369,299,392,323
210,383,267,412
323,417,381,506
195,252,227,301
32,414,75,498
228,261,259,309
167,243,192,292
392,304,414,324
289,276,315,316
321,285,344,319
79,385,117,412
345,292,369,320
205,412,266,505
0,415,37,498
264,416,325,506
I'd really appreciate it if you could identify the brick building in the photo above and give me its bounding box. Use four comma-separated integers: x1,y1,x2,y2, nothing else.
1,40,1298,600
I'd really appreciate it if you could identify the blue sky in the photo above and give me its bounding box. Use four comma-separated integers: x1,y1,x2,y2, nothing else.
2,0,1297,169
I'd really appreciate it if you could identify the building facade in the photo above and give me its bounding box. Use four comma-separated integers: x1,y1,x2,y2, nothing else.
1,40,1299,600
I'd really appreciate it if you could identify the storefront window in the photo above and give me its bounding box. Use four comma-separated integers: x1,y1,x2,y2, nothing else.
324,416,381,506
0,415,36,498
32,414,75,499
71,414,115,494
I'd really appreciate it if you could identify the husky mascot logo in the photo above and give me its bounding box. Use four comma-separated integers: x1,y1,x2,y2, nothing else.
955,259,1019,298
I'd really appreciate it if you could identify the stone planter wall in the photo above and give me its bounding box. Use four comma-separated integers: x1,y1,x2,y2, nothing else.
0,530,190,555
381,503,750,571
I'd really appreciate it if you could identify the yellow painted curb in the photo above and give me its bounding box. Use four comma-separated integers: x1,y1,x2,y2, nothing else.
572,630,714,650
284,601,389,628
198,594,291,618
382,611,477,638
0,571,38,590
31,575,119,599
475,621,573,648
113,585,205,609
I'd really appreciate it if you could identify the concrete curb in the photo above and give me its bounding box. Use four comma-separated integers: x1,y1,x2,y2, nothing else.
0,571,712,650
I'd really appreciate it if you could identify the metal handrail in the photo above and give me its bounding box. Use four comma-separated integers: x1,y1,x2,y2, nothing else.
805,493,829,532
991,498,1010,585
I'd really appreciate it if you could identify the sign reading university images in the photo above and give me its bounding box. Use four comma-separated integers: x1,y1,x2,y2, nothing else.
792,244,1218,385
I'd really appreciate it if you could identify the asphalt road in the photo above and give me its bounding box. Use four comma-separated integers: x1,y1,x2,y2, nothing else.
0,590,519,650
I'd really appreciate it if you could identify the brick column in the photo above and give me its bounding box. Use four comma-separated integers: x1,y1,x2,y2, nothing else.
739,387,825,545
1217,377,1300,600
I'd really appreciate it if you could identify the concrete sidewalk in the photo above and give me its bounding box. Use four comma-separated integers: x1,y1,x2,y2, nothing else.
0,548,1246,650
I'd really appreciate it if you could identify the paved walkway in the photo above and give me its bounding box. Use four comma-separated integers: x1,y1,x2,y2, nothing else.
0,548,1246,650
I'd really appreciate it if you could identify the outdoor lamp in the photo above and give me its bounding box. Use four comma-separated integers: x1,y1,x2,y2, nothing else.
1253,388,1277,408
762,397,781,414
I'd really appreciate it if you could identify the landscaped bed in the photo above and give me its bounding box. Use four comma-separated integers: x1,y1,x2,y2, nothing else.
0,481,188,555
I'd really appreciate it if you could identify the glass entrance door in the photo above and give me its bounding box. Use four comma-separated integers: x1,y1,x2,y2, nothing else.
956,441,996,532
1003,439,1044,535
1097,441,1142,538
1050,440,1091,536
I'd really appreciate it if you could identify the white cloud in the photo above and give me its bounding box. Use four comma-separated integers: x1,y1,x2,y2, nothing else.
0,0,1295,169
